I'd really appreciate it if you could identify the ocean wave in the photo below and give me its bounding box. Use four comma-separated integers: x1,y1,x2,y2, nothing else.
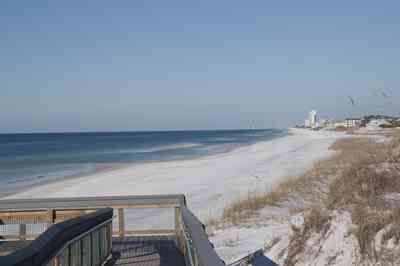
243,130,285,138
211,137,236,142
105,143,204,154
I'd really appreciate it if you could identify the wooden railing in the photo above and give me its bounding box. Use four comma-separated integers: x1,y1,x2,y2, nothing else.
179,206,225,266
0,195,225,266
0,195,184,240
0,208,113,266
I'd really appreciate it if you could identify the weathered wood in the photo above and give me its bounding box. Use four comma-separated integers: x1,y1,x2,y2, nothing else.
0,195,236,266
175,207,180,233
0,195,185,211
54,256,60,266
47,209,55,229
18,224,26,240
108,223,113,254
181,206,226,266
117,208,124,237
112,229,176,236
0,211,48,224
0,195,184,241
0,198,180,243
175,207,185,255
110,236,186,266
0,210,97,225
54,209,95,223
0,204,178,213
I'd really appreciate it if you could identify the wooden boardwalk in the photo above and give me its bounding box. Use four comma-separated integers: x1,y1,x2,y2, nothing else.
0,195,231,266
106,236,186,266
1,236,185,266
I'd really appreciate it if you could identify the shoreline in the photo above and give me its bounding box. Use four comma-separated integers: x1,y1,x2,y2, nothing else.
0,163,128,198
4,128,347,263
6,128,345,221
1,129,287,199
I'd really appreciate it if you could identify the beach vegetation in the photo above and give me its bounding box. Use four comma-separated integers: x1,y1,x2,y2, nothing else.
212,131,400,264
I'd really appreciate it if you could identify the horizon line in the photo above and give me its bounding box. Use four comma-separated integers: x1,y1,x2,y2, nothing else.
0,128,282,135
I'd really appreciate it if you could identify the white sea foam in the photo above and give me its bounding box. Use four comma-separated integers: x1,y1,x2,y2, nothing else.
104,143,204,154
211,137,236,142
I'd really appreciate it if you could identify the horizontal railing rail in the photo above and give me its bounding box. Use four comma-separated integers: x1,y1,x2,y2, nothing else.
0,195,185,211
0,208,113,266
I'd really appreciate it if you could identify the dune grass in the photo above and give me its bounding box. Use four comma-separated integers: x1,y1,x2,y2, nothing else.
284,207,331,266
326,134,400,259
220,178,298,224
216,139,344,225
212,131,400,261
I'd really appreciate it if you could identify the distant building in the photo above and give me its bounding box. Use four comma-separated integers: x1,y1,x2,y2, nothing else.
309,110,318,128
345,118,362,128
334,121,346,128
319,119,333,128
303,110,320,129
367,119,391,129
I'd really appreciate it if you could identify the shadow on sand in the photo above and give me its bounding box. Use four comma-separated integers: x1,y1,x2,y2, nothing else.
249,250,278,266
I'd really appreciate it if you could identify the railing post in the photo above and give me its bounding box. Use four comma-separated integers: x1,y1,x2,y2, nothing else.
47,209,55,228
175,206,187,256
54,256,60,266
118,208,124,237
19,224,26,240
108,222,113,253
175,207,180,234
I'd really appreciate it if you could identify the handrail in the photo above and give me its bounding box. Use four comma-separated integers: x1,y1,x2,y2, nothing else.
180,206,225,266
0,195,185,211
0,208,113,266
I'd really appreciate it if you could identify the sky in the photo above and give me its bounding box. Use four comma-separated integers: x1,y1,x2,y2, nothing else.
1,0,399,133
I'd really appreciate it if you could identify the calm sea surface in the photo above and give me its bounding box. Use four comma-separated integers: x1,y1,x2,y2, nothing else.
0,129,286,196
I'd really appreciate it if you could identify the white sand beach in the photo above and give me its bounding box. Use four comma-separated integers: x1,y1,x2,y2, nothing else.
8,129,344,220
6,128,347,263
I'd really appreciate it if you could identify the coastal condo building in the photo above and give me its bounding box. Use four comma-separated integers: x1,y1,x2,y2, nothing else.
305,110,318,128
345,118,362,128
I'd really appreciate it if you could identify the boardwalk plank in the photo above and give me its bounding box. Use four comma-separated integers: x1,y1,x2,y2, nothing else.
107,236,186,266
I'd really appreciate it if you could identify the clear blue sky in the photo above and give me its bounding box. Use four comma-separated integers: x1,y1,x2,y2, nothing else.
1,1,399,133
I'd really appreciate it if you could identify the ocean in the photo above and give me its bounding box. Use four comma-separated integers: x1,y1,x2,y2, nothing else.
0,129,286,196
